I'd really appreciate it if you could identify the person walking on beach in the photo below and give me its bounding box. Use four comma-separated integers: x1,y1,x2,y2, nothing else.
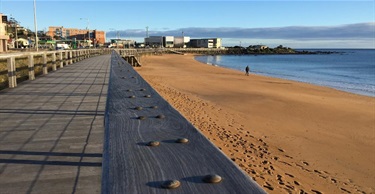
245,65,250,76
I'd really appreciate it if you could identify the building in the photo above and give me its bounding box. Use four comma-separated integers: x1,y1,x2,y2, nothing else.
163,36,174,48
190,38,222,48
110,39,135,48
212,38,222,48
0,14,9,52
47,26,106,44
145,36,163,47
190,39,213,48
145,36,191,48
174,36,190,48
93,30,105,45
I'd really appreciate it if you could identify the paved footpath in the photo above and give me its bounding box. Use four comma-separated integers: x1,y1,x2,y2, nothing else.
0,54,110,194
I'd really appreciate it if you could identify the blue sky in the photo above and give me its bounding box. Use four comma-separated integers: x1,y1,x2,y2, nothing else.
1,0,374,48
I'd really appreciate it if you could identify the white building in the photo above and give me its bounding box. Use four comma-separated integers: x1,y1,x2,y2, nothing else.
145,36,221,48
0,14,9,52
163,36,174,48
174,36,190,48
212,38,222,48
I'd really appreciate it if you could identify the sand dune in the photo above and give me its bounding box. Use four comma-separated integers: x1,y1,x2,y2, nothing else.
136,54,375,194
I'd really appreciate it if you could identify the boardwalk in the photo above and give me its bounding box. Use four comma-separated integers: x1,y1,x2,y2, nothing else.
103,53,264,193
0,52,264,194
0,54,110,193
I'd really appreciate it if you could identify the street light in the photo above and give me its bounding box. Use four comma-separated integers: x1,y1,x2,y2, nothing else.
33,0,38,51
80,18,89,47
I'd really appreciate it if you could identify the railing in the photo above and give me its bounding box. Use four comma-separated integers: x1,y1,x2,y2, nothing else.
0,49,111,90
113,48,229,67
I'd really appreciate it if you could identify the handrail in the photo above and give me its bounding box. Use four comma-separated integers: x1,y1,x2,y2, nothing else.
0,49,111,89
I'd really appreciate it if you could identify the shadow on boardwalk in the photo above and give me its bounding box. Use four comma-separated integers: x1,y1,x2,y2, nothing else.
0,55,110,194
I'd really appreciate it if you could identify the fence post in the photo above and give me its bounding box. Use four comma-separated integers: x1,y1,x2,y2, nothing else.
59,51,64,68
42,53,48,75
65,51,69,66
69,51,73,64
73,51,76,63
52,52,57,71
28,54,35,80
7,57,17,88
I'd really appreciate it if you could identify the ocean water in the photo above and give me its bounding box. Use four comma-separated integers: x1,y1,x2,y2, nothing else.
195,49,375,97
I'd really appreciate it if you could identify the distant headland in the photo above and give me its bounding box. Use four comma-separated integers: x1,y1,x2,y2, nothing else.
224,45,340,55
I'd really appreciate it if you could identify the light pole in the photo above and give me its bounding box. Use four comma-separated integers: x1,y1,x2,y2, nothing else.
80,18,89,47
33,0,38,51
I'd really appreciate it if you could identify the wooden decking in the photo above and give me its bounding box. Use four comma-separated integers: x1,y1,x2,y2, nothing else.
0,52,265,194
103,52,265,193
0,54,110,193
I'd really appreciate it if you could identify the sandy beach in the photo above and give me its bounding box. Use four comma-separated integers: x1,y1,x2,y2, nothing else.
135,54,375,194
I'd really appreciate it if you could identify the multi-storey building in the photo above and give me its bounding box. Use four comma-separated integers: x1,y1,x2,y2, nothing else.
48,26,106,44
145,36,191,48
0,14,9,52
190,38,222,48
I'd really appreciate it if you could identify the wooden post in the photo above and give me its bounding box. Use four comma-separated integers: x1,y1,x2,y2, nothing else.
28,54,35,80
71,51,74,63
69,51,73,64
42,53,48,75
65,51,69,66
59,51,64,68
74,51,77,62
52,52,57,71
7,57,17,88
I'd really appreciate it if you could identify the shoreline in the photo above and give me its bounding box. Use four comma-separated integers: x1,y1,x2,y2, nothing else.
193,53,375,98
136,54,375,193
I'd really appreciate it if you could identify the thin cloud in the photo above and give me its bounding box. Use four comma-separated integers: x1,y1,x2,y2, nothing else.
107,23,375,40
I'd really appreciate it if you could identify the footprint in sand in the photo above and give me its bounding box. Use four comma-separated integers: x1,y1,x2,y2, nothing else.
302,161,309,166
280,161,292,166
263,182,274,191
286,184,295,190
285,173,294,178
285,155,293,159
340,188,351,193
314,170,322,174
311,189,323,194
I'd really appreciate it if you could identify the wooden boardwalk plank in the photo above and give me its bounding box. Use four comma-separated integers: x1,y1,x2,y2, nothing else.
102,52,265,193
0,54,110,194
